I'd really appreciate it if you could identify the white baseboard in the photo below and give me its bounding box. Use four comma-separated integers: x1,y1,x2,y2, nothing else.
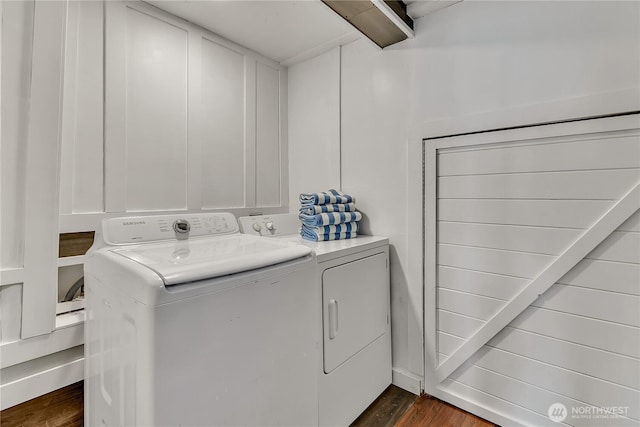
0,346,84,410
392,367,423,395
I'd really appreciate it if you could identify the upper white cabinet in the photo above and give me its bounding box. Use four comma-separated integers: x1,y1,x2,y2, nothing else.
61,0,287,228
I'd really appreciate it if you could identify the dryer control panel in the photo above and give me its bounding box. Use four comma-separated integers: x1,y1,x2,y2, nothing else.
103,213,239,245
238,213,301,237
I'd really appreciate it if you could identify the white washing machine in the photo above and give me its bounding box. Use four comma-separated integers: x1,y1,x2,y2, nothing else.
84,213,319,427
238,213,392,427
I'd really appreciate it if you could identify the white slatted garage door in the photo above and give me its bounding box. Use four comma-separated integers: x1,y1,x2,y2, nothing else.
424,114,640,427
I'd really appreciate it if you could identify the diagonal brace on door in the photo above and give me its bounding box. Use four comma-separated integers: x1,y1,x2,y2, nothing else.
435,182,640,383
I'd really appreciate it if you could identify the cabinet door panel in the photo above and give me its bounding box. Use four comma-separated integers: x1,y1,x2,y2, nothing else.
256,62,281,207
124,7,188,211
60,1,104,215
201,38,245,208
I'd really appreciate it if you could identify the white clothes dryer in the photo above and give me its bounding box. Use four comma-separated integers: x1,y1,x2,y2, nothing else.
239,213,392,427
84,213,319,427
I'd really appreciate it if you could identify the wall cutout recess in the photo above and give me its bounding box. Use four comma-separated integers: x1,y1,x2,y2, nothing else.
59,232,95,258
321,0,414,48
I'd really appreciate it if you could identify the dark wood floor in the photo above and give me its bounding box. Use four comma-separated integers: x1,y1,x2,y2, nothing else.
0,382,496,427
393,394,496,427
351,385,419,427
0,382,84,427
352,385,496,427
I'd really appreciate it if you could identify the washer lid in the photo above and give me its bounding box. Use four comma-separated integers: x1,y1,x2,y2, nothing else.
111,234,312,285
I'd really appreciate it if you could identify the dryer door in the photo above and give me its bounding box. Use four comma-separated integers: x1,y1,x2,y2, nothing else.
322,252,388,373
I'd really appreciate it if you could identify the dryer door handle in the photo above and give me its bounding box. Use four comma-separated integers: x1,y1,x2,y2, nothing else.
328,299,339,340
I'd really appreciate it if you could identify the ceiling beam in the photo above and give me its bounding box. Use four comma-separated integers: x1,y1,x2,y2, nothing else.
321,0,414,48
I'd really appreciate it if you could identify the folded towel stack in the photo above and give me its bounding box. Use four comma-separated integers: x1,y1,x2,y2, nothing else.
299,190,361,241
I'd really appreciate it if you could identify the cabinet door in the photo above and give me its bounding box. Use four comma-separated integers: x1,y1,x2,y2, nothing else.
322,252,388,373
105,3,189,212
200,38,245,208
104,1,287,214
255,62,281,207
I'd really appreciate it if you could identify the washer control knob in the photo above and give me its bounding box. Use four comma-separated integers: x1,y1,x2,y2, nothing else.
173,219,191,240
252,223,262,232
265,221,275,231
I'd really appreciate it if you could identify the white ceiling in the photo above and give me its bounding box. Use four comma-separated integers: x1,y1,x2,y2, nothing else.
146,1,360,65
405,0,462,20
146,1,463,65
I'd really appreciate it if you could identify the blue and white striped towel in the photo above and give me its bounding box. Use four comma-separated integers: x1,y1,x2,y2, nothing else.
301,225,357,242
299,189,355,205
299,203,357,215
303,222,359,235
299,211,362,227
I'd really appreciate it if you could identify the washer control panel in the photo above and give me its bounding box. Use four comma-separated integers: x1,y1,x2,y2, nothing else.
238,213,301,237
103,213,238,245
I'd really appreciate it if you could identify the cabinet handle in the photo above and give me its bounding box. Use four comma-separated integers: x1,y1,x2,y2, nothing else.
328,299,338,340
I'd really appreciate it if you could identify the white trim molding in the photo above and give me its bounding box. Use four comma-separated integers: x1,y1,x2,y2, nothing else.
21,0,67,339
410,88,640,142
392,367,422,396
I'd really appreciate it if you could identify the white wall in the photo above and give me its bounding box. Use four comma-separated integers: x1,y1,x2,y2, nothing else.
407,1,639,123
289,0,640,392
287,47,342,209
340,41,423,389
1,0,87,410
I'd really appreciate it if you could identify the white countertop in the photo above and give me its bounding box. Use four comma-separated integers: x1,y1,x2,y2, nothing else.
273,234,389,262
